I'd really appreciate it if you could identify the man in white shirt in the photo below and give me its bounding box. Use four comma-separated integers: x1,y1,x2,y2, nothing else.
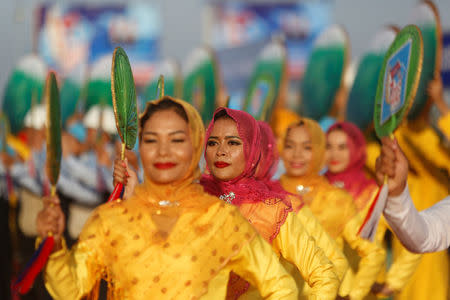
375,137,450,253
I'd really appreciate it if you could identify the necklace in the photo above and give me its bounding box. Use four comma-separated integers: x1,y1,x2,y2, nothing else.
219,191,236,204
296,185,311,195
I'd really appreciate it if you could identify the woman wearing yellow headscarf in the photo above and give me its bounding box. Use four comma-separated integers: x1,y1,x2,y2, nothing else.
35,97,298,300
277,118,385,300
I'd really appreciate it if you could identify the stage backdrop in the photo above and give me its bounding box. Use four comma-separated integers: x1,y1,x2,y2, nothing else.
205,1,333,109
35,3,161,86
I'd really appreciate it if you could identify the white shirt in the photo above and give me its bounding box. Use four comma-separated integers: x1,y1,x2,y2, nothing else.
383,185,450,253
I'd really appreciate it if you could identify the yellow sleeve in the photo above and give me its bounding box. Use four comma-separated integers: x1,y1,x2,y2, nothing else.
230,234,298,300
44,212,105,300
438,112,450,140
397,125,450,174
365,141,380,175
296,206,349,281
273,212,340,300
342,213,386,300
382,217,422,292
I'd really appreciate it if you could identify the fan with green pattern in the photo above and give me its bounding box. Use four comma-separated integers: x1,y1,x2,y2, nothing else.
300,25,349,121
346,27,398,132
144,59,181,101
183,47,221,123
108,47,138,202
85,54,113,111
2,54,47,133
242,41,286,122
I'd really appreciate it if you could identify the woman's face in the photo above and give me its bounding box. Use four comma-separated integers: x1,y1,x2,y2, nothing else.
326,129,350,173
280,125,313,177
205,117,246,181
139,109,193,184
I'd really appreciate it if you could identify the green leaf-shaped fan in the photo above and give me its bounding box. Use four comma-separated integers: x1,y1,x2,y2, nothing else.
243,41,287,122
183,47,221,123
144,59,181,101
407,0,442,120
111,47,138,157
45,72,62,195
346,27,398,131
2,54,47,133
156,75,164,98
300,25,349,120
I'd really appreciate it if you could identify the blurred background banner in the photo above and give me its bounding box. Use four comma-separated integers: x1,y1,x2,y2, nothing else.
441,31,450,87
205,1,333,108
35,3,161,86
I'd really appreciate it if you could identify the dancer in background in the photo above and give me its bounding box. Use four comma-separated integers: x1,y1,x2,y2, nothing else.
278,118,385,300
257,120,349,299
325,122,421,298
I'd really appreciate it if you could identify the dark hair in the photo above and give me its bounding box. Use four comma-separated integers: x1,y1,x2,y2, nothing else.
284,120,306,142
139,97,188,140
213,108,232,121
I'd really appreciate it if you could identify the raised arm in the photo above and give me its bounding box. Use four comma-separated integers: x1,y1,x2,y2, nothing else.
376,137,450,253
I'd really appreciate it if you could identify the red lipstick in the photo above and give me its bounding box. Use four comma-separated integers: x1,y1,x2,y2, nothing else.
329,161,340,166
214,161,230,168
154,162,177,169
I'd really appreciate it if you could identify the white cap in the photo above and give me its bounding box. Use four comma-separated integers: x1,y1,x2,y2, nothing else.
83,105,116,135
24,104,46,130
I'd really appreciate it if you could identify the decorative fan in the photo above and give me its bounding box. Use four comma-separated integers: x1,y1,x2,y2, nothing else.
144,59,181,101
300,25,349,120
108,47,138,202
242,41,286,122
13,71,62,294
183,47,221,123
2,54,47,133
359,25,423,241
346,27,398,132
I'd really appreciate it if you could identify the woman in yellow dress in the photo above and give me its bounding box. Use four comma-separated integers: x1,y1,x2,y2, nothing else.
201,108,340,299
277,118,385,300
257,120,349,299
325,121,422,298
35,97,298,300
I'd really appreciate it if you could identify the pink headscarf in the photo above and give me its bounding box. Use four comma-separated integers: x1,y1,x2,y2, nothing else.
255,121,278,182
200,108,292,207
325,121,377,199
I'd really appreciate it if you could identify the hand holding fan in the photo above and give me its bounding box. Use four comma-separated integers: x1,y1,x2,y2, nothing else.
359,25,423,240
14,71,62,294
107,47,138,202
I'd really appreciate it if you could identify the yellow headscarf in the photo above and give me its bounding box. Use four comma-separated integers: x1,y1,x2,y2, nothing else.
136,96,205,202
279,117,326,177
270,107,301,141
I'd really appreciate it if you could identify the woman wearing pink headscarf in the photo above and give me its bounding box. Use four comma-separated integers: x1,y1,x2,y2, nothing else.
325,122,378,211
201,108,339,300
257,120,349,295
325,121,422,298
